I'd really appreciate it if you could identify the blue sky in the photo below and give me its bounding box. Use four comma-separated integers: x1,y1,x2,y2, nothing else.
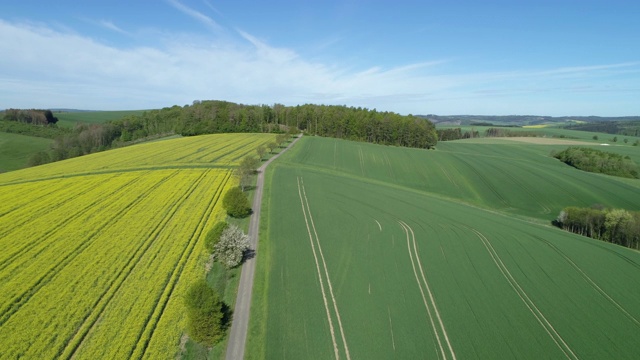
1,0,638,115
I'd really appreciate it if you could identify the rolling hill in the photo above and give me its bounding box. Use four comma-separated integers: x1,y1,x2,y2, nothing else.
248,135,640,359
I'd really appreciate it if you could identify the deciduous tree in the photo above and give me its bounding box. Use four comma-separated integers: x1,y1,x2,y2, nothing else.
236,156,260,191
222,186,251,217
205,221,228,253
605,209,632,244
256,145,266,160
184,280,225,346
267,142,277,154
214,225,250,268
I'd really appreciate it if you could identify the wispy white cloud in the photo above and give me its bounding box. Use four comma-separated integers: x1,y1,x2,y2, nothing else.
0,18,638,116
462,62,640,84
97,20,128,35
202,0,224,17
538,62,640,76
166,0,222,32
237,29,299,64
310,36,343,53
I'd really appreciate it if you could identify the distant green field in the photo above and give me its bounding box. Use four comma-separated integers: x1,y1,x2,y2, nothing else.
438,124,640,145
441,136,640,168
55,110,147,128
0,132,52,172
248,136,640,359
265,137,640,221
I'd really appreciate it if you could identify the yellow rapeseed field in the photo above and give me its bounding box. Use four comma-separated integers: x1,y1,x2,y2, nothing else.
0,133,274,359
522,124,550,128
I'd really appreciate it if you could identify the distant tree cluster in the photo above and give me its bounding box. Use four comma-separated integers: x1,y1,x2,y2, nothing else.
555,206,640,250
3,109,58,125
552,147,639,179
28,123,122,166
484,128,540,137
436,128,479,141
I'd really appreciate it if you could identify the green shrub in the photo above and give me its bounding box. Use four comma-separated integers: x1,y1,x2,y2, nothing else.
184,280,225,346
222,186,251,218
205,221,228,253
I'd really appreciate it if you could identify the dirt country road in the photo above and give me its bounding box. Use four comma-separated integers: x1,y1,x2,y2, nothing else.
224,134,302,360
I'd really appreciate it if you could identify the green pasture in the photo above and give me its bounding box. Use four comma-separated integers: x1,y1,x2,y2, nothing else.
530,126,640,145
248,138,640,358
438,124,640,144
0,132,52,172
281,137,640,221
438,137,640,169
55,110,147,128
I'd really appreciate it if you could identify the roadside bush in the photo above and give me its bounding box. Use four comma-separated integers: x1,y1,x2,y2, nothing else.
205,221,228,253
222,186,251,218
184,280,225,346
28,151,52,166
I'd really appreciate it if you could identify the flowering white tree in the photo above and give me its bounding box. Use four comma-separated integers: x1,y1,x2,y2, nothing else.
213,225,250,268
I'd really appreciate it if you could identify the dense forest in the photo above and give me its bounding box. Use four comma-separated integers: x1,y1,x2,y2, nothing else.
123,101,437,148
552,147,639,179
3,101,438,166
555,206,640,250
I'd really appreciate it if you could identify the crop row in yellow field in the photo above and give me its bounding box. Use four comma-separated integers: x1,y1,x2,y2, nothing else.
0,133,275,184
0,167,234,359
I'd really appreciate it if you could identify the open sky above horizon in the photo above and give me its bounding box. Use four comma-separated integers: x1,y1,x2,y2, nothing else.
1,0,639,116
